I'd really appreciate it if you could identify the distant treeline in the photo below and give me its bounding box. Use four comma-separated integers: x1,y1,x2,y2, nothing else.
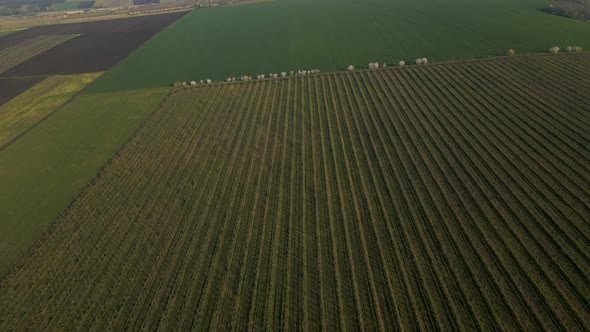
544,0,590,21
0,4,54,15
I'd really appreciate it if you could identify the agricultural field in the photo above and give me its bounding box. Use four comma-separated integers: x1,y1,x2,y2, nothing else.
0,76,45,106
0,34,78,73
0,73,102,148
0,87,169,275
1,53,588,330
76,0,94,8
0,29,24,37
52,1,81,10
89,0,590,92
0,11,187,77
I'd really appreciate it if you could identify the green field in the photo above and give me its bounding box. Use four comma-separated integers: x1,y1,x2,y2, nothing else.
3,54,588,329
0,73,102,148
52,1,82,11
0,88,168,275
88,0,590,92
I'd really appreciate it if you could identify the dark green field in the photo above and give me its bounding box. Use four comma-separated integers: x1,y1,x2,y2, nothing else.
89,0,590,92
2,54,588,330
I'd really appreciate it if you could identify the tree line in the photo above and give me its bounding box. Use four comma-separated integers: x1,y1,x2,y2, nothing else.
543,0,590,21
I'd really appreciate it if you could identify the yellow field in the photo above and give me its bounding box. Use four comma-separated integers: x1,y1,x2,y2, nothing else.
0,73,102,148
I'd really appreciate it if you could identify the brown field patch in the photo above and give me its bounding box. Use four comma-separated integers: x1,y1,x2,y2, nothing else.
0,76,45,106
0,11,187,77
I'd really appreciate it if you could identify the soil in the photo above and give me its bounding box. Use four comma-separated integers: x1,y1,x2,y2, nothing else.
0,11,187,77
0,76,45,107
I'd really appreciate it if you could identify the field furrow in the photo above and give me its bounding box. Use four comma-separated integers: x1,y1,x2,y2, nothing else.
1,54,589,331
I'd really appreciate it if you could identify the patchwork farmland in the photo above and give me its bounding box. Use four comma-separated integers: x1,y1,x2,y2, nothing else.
0,11,188,77
1,53,588,330
0,76,45,106
0,73,102,148
0,34,78,73
0,87,169,275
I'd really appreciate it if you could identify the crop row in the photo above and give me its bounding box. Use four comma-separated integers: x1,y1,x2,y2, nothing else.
0,34,79,74
0,54,588,330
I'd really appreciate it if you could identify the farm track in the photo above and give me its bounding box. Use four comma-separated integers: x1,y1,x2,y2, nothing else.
1,54,589,330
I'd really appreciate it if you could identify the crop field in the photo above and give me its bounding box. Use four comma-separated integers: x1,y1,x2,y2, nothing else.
53,1,81,10
0,11,187,77
0,73,102,148
89,0,590,92
0,34,78,73
77,0,95,8
1,53,588,330
0,88,169,276
0,29,24,38
0,76,45,106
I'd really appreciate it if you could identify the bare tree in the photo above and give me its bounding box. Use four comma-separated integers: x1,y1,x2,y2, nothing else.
190,81,197,86
507,49,515,56
399,60,405,66
206,79,212,84
348,65,355,71
416,58,423,65
421,57,428,64
549,46,560,54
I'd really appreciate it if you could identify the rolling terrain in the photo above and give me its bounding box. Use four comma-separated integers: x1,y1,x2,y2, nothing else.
1,53,588,330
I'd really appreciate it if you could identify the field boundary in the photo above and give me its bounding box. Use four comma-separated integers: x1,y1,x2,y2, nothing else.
0,73,103,152
1,53,589,329
0,9,192,31
1,51,587,281
0,88,172,282
168,52,588,91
